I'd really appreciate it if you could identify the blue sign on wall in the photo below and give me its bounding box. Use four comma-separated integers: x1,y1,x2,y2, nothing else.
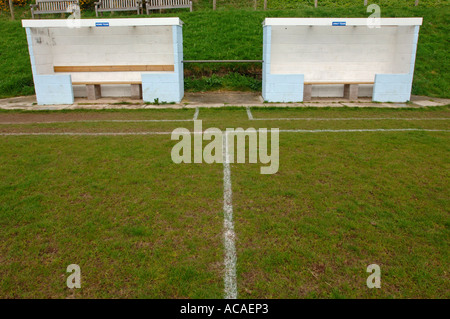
95,22,110,27
332,21,347,26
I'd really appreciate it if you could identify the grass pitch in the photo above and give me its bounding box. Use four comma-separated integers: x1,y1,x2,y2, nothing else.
0,106,449,298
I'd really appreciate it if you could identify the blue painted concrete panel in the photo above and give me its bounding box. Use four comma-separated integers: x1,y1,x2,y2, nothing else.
142,73,179,83
263,74,304,102
142,73,181,103
373,73,413,102
34,74,74,105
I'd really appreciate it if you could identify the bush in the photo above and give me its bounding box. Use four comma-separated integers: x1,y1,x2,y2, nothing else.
0,0,96,11
79,0,96,10
0,0,30,11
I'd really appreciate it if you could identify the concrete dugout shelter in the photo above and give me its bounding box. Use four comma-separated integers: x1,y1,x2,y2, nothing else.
262,18,423,103
22,18,184,105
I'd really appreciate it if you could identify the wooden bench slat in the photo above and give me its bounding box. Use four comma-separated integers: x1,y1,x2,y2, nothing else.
95,0,142,16
145,0,192,14
73,81,142,85
304,82,374,85
54,65,175,72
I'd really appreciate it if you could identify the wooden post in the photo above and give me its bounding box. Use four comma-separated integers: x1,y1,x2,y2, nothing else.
213,0,216,10
254,0,257,10
8,0,14,20
364,0,368,5
314,0,318,8
415,0,419,6
264,0,267,10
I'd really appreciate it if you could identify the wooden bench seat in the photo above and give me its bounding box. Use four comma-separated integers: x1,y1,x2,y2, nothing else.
95,0,142,17
145,0,192,14
30,0,79,19
72,81,142,85
54,65,174,72
303,81,375,101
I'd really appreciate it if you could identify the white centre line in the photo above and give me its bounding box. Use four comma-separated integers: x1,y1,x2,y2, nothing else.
246,107,253,120
222,132,238,299
193,107,199,120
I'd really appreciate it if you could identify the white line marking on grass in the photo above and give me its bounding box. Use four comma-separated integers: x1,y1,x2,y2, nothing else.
278,128,450,133
0,129,449,137
222,132,238,299
193,108,199,120
0,132,174,136
251,117,450,121
0,119,193,125
246,107,253,120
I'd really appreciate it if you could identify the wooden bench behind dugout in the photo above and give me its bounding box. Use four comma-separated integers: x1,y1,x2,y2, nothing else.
30,0,79,19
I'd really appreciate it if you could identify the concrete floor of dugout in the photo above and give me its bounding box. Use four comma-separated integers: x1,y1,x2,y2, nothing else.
0,92,448,110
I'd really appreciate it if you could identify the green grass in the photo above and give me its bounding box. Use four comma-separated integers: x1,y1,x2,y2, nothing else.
232,130,449,298
265,0,450,9
0,106,449,298
0,3,449,98
0,134,224,298
0,19,35,98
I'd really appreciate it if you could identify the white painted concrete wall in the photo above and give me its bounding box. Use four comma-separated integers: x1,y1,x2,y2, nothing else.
393,26,416,74
28,28,54,76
